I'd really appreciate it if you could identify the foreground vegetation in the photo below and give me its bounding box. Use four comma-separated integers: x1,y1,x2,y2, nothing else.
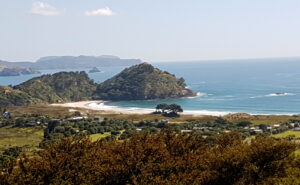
0,131,299,184
0,105,300,184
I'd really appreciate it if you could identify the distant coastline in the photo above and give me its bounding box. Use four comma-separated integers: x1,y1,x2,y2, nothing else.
51,100,232,116
51,100,298,116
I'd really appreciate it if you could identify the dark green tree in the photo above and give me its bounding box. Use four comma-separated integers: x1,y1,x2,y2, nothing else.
155,103,169,113
168,104,183,114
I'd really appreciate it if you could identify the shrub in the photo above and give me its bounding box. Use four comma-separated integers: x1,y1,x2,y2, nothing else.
1,132,299,184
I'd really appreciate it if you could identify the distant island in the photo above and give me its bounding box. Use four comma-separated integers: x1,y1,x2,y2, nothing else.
0,55,141,70
89,67,101,73
0,66,40,76
0,63,196,107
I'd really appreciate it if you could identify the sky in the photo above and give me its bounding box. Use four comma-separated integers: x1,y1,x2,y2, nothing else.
1,0,300,62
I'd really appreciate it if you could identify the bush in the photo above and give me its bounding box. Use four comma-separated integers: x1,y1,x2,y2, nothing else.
1,132,299,184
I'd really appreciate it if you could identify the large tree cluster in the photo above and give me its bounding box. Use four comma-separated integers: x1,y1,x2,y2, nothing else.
1,131,299,184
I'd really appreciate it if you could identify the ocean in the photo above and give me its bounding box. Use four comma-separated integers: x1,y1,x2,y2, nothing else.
1,58,300,115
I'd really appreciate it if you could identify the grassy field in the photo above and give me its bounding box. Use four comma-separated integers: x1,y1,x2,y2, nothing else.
272,131,300,139
89,132,111,142
7,105,73,118
0,126,44,152
224,113,299,125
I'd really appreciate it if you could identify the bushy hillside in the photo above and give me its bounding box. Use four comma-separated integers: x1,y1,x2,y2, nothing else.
0,86,41,107
0,64,195,107
94,63,196,100
15,72,97,103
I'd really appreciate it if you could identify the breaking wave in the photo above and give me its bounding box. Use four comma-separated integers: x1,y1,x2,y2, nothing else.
265,93,296,97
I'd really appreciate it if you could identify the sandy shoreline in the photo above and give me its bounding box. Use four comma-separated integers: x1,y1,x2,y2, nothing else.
51,101,233,116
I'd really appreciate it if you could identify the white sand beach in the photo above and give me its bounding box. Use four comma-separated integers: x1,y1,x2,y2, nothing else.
51,101,232,116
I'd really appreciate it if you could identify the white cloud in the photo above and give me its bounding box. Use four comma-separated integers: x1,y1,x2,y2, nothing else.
31,2,62,16
85,7,116,16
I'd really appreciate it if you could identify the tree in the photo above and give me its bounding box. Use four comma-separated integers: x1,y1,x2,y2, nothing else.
168,104,183,114
155,103,169,113
155,103,183,116
73,111,81,117
237,121,252,127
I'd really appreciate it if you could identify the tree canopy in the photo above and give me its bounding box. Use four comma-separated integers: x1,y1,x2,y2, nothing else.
1,131,299,184
155,103,183,116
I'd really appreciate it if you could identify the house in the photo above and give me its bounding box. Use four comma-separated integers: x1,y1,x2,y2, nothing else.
159,119,169,124
254,129,263,133
67,116,88,121
274,124,280,128
181,130,192,133
223,130,231,133
136,128,142,132
2,112,10,117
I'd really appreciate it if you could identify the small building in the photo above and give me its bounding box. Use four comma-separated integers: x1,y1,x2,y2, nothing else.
223,130,231,133
181,130,192,133
254,129,263,133
2,112,10,117
274,124,280,128
159,120,169,124
294,128,300,131
136,128,142,132
67,116,87,121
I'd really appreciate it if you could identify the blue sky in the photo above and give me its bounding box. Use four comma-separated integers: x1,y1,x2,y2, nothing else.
1,0,300,62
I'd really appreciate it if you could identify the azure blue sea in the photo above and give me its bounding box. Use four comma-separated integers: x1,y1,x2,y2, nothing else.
1,58,300,115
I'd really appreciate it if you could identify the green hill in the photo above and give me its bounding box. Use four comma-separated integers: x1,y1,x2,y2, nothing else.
94,63,196,100
15,72,97,103
0,64,195,107
0,86,41,107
